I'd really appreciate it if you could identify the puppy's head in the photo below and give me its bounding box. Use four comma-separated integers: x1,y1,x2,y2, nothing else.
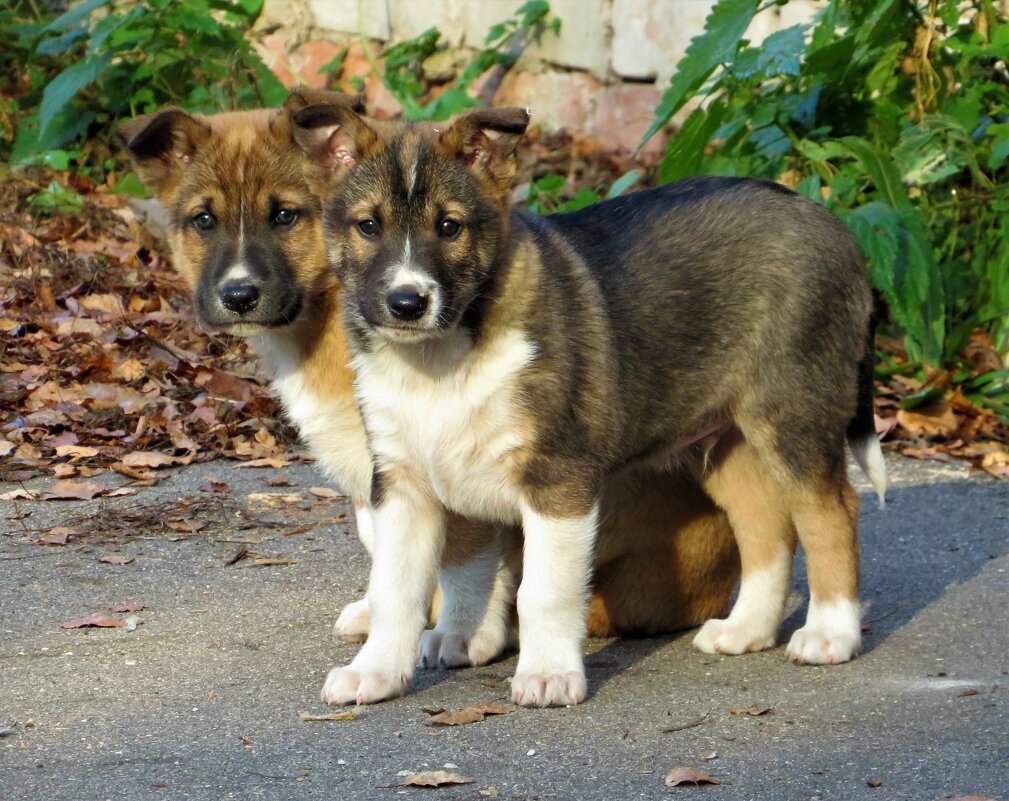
290,102,529,343
118,91,364,336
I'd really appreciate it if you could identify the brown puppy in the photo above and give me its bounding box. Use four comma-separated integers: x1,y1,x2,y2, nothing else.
119,94,740,679
288,102,885,707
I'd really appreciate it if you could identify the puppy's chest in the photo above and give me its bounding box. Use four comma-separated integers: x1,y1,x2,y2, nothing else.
356,331,536,522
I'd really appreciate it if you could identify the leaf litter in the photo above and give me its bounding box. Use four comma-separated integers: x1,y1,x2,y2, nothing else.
1,163,1006,503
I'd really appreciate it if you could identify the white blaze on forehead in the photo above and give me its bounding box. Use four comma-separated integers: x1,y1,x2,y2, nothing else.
221,263,251,284
388,239,435,292
407,157,418,198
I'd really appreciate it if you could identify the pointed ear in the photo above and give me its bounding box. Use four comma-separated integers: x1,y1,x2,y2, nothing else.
288,102,380,189
284,86,366,115
438,107,530,195
117,108,211,195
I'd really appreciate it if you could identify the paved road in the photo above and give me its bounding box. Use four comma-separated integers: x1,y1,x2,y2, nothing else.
1,455,1007,800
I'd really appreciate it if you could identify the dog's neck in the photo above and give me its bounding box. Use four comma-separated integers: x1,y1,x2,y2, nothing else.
254,286,355,401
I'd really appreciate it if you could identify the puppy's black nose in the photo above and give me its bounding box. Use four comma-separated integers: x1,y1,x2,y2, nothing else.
387,286,429,321
220,284,260,314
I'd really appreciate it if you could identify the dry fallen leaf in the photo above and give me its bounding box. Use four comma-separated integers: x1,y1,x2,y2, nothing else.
97,554,134,565
238,458,293,469
121,451,182,469
42,480,109,500
730,706,773,716
308,486,342,499
250,557,299,566
664,766,720,787
0,489,38,501
867,778,883,787
110,603,147,613
299,711,359,722
426,703,516,726
60,612,124,629
54,444,99,459
401,771,476,788
897,402,959,438
34,527,76,546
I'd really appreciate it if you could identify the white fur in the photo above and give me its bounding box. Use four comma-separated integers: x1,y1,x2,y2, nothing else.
256,333,374,503
693,560,790,655
321,481,445,705
421,546,516,669
850,434,887,507
511,502,597,707
786,594,862,664
354,328,536,523
221,263,251,284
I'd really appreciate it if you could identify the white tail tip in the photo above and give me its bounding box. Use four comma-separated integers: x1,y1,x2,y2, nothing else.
851,435,887,508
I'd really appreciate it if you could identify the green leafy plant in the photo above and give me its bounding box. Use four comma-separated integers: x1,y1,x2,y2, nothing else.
642,0,1009,389
527,169,640,215
365,0,561,121
3,0,285,167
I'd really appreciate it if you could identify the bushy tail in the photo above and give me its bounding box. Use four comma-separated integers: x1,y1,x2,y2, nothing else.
847,324,887,507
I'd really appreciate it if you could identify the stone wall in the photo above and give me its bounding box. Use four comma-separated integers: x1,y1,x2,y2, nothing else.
258,0,820,152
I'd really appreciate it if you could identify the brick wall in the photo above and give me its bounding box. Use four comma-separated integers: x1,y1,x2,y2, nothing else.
258,0,820,151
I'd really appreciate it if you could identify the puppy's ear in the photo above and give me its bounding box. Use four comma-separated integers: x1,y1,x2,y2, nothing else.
118,109,211,195
289,102,379,190
285,87,366,115
438,107,530,196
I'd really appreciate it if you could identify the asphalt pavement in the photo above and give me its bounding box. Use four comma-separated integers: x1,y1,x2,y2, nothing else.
1,455,1007,800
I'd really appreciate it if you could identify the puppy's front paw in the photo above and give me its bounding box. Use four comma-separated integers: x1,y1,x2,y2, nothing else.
510,671,586,707
785,626,860,665
693,617,776,655
333,599,370,643
320,666,408,706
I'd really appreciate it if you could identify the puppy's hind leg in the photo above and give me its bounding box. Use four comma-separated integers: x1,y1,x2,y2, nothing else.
694,435,796,655
420,521,517,669
785,476,862,664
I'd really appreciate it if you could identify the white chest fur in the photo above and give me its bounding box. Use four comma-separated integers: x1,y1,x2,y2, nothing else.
354,328,536,523
253,333,373,502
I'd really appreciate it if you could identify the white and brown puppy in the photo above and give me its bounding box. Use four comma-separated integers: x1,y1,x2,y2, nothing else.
290,102,886,708
118,94,742,692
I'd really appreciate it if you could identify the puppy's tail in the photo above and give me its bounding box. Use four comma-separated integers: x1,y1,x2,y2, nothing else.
847,324,887,507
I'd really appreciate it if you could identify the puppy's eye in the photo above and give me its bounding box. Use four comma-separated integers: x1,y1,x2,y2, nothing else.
437,219,462,239
273,208,298,227
193,212,216,232
357,219,380,238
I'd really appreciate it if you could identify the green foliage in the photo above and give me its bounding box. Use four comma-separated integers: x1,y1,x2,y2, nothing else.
643,0,1009,380
373,0,560,121
527,169,640,215
2,0,284,166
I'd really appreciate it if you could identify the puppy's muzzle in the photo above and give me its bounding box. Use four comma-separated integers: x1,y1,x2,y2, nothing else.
220,283,261,315
386,285,429,322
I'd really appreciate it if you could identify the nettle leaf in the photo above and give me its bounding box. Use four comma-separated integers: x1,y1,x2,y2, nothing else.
606,169,641,199
659,103,727,183
987,123,1009,170
755,24,807,76
844,201,944,364
641,0,759,145
39,54,110,140
833,135,907,209
42,0,109,34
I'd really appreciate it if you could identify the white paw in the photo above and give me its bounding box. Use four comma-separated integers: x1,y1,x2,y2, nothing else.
320,666,408,706
333,599,370,643
693,617,777,655
510,671,587,707
785,625,860,664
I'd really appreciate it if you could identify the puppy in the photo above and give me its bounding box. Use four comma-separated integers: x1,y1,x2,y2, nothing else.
119,94,741,691
289,102,886,707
